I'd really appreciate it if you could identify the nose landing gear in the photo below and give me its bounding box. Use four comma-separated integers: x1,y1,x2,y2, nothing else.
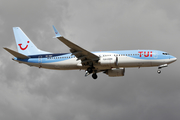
157,70,161,74
157,64,168,74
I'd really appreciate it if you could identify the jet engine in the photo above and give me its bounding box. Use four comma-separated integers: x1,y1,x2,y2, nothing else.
98,57,118,66
104,68,125,77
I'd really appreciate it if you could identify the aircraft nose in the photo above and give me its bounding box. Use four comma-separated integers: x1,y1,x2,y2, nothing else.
175,57,177,61
170,56,177,62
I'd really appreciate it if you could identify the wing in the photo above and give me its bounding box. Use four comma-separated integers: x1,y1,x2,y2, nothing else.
53,26,99,66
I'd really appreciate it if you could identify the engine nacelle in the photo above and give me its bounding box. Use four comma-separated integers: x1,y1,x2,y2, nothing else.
98,57,117,66
104,68,125,77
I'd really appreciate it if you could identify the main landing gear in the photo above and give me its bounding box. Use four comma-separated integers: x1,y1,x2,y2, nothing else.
85,67,98,79
87,67,93,73
92,73,98,79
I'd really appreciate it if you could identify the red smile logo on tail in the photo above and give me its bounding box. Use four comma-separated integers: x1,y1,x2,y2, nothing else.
18,41,29,50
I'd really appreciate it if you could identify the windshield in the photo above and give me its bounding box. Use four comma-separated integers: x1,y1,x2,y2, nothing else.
162,53,169,55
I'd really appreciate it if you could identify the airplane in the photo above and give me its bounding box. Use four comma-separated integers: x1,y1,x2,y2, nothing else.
4,26,177,79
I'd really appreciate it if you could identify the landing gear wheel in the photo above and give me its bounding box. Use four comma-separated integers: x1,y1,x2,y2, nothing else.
87,67,93,73
92,73,98,79
157,70,161,74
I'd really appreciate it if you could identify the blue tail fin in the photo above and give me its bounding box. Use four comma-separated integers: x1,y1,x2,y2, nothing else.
13,27,50,55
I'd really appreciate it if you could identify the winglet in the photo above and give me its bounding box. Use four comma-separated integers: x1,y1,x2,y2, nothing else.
52,25,61,38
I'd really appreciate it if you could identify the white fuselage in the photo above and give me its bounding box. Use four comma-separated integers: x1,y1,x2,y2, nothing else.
14,50,177,71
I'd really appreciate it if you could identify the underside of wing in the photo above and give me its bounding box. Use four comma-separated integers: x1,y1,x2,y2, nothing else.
53,26,99,66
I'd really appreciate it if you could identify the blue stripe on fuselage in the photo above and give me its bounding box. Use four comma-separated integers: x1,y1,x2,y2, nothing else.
15,53,74,63
28,53,68,58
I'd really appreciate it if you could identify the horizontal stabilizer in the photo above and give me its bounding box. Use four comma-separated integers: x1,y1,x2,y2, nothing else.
3,47,29,59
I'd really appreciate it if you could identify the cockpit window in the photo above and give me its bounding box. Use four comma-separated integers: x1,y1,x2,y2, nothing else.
162,53,169,55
